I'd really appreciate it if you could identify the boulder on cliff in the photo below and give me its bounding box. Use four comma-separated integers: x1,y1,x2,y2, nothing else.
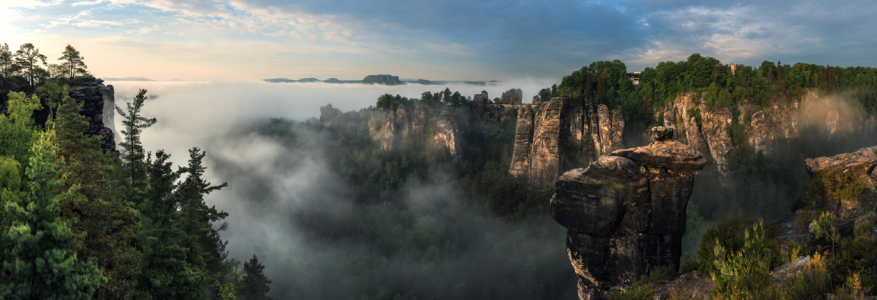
551,133,705,299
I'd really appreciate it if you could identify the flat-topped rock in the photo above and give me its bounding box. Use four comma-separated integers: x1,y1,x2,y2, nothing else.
610,140,706,172
804,145,877,177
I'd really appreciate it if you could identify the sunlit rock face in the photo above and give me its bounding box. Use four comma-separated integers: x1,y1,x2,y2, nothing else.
69,76,116,152
510,97,625,189
320,104,461,157
550,127,705,300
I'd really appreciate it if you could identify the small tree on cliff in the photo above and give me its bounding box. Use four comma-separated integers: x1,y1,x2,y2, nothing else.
59,44,88,80
0,43,14,76
13,43,48,90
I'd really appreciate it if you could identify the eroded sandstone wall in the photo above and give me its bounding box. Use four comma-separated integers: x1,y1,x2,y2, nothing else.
321,104,462,157
510,97,625,189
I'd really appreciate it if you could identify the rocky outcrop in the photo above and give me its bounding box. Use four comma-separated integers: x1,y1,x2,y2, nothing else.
510,97,625,188
804,145,877,179
510,106,535,176
550,127,705,299
68,76,116,152
659,89,875,180
500,88,522,104
321,104,461,157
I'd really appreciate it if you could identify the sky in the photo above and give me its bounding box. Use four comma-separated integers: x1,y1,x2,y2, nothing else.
2,0,876,81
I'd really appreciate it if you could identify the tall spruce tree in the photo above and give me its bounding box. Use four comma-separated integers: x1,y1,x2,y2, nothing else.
116,89,156,203
178,147,229,297
239,254,272,300
56,97,143,300
0,129,106,299
135,150,207,300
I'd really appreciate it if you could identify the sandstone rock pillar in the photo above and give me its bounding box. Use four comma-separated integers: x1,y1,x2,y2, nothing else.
550,127,705,299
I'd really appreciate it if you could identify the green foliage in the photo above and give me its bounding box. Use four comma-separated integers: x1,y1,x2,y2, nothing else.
709,221,779,297
607,280,656,300
56,97,142,299
808,168,868,205
0,92,42,170
813,212,840,244
239,254,272,300
116,89,157,201
35,79,68,118
0,129,107,299
59,44,88,79
697,216,757,275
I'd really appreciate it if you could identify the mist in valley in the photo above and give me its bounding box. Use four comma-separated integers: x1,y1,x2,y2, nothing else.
110,80,577,299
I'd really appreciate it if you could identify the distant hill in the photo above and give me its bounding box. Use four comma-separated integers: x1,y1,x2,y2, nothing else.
104,77,152,81
264,77,332,83
361,74,404,85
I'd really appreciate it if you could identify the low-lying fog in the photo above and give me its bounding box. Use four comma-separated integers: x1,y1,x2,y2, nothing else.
109,79,574,299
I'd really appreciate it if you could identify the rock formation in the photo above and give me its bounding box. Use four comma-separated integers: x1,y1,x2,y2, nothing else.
510,97,625,188
500,88,522,104
68,76,116,152
660,89,875,180
320,104,461,157
550,127,706,299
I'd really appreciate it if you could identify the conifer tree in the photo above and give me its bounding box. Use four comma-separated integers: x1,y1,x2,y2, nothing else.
0,129,106,299
0,43,13,76
116,89,156,202
178,147,229,295
56,97,142,300
239,254,272,300
135,150,207,300
59,44,88,80
13,43,48,90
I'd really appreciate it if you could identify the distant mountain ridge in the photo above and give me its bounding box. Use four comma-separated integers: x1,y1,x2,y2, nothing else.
263,74,501,85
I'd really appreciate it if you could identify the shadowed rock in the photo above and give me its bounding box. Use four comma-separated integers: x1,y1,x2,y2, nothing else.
551,135,705,299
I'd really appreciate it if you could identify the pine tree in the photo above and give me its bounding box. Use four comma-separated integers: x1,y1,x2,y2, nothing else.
59,44,88,80
115,89,156,203
0,129,107,299
177,147,229,296
13,43,48,90
239,255,272,300
135,150,207,300
55,97,143,300
0,43,13,76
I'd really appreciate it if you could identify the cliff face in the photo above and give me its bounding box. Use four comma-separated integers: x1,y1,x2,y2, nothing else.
662,90,877,179
551,127,705,299
510,97,625,189
68,76,116,152
320,104,461,156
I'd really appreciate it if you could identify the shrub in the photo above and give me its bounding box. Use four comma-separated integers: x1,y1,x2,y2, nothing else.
708,221,780,298
608,280,655,300
697,216,757,275
780,252,832,299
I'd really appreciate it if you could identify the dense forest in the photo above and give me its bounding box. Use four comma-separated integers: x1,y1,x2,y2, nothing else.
0,43,272,300
1,41,876,299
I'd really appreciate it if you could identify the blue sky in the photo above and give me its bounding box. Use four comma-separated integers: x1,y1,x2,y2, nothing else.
2,0,876,81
